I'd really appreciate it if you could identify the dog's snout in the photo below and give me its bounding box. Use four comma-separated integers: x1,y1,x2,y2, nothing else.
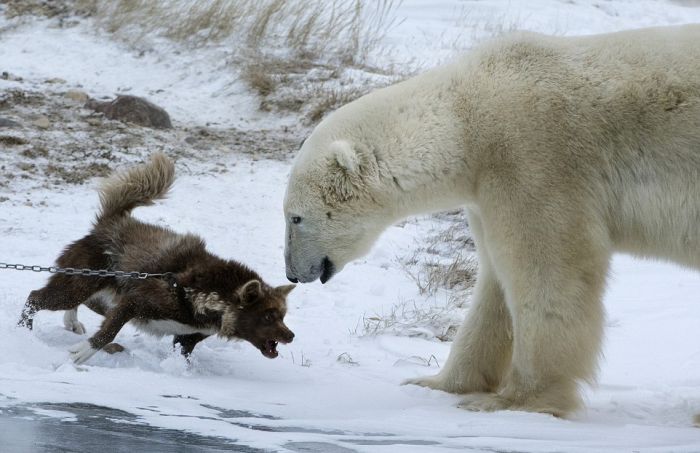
284,330,295,343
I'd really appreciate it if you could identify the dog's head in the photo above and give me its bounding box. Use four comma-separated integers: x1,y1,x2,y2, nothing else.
226,280,295,358
185,271,295,359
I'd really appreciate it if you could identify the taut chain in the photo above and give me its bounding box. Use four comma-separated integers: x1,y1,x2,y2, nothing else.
0,262,174,281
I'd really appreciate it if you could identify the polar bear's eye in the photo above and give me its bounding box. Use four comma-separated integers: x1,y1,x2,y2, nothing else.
291,216,302,224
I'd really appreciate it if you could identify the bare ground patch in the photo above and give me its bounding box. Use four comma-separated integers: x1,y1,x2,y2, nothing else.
72,0,406,124
0,77,304,194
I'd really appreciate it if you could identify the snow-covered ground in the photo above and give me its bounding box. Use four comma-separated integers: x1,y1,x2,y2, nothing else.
2,1,700,452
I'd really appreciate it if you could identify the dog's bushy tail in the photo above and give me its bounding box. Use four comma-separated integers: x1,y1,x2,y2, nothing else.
97,152,175,222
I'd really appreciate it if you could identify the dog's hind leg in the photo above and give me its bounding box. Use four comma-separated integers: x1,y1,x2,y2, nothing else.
19,274,107,330
173,333,209,357
18,303,38,330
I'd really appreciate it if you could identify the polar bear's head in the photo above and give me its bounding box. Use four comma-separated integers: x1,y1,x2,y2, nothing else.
283,135,390,284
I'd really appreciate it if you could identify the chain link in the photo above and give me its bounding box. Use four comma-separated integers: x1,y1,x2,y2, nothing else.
0,262,173,280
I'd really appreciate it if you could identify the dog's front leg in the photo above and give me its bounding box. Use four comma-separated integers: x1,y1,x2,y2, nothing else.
69,303,135,364
173,333,209,357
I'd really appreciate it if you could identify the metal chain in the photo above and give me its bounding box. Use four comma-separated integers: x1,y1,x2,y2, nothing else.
0,262,173,280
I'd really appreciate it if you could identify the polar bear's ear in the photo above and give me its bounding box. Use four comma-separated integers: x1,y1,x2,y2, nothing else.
325,141,360,203
330,140,361,174
324,140,379,204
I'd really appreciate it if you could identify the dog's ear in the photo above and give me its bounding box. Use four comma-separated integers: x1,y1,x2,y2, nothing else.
237,279,262,305
275,284,296,297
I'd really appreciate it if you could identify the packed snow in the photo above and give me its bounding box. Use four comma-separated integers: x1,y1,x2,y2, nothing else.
2,1,700,452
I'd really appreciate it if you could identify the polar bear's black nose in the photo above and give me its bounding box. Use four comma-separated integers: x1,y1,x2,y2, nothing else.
287,275,299,283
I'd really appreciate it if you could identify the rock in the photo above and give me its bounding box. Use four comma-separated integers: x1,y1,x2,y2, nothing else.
0,118,20,128
86,117,101,126
0,72,22,82
86,95,172,129
65,89,89,103
0,136,28,146
32,116,50,129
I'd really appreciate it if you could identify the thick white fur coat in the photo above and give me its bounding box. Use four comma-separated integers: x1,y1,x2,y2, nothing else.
284,25,700,417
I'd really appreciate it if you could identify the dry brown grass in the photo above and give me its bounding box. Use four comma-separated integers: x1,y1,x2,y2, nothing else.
356,296,466,342
401,210,477,299
304,83,374,124
1,0,75,19
75,0,403,123
76,0,250,44
355,210,478,342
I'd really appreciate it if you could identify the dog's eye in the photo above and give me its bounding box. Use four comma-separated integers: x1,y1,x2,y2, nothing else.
291,216,301,224
263,312,274,324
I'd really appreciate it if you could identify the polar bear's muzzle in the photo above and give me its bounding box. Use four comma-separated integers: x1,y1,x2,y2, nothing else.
285,255,335,284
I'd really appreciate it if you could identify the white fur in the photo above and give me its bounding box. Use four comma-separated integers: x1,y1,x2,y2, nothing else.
330,140,361,173
84,288,118,312
62,308,86,335
68,340,99,365
130,319,218,338
284,25,700,417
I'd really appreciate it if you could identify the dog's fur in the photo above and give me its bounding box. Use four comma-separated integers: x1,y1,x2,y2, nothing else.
20,153,295,364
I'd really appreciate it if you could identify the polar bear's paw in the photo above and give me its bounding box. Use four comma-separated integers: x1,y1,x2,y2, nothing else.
402,374,464,393
403,375,442,390
458,390,573,417
458,393,511,412
403,372,485,394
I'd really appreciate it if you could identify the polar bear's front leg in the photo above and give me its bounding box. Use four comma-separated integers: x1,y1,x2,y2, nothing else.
455,199,610,417
403,213,513,394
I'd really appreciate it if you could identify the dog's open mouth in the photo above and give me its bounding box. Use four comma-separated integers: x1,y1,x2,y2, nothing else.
260,335,294,358
261,339,279,358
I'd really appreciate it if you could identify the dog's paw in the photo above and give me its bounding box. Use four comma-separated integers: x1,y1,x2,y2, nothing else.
17,316,34,330
102,343,125,354
68,341,98,365
63,309,86,335
65,320,87,335
18,307,36,330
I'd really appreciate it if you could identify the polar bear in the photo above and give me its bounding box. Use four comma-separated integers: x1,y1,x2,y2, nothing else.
283,25,700,417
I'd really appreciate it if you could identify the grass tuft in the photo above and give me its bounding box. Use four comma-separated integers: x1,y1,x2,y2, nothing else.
356,210,477,342
75,0,404,123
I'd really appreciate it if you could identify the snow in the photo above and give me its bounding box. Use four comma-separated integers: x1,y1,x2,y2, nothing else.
2,1,700,452
0,18,282,130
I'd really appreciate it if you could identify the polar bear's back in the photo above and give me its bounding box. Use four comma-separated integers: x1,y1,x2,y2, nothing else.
449,25,700,267
450,24,700,160
467,24,700,82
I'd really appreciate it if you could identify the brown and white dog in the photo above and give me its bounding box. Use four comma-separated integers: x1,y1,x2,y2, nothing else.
19,153,295,364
